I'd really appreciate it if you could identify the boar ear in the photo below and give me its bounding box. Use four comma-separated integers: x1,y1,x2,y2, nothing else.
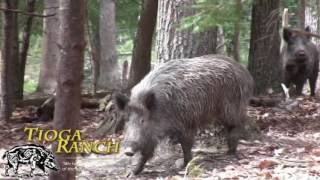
143,91,155,111
114,93,129,110
283,27,292,42
305,26,311,32
305,26,311,39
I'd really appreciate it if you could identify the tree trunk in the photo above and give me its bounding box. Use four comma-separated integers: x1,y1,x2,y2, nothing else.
87,24,100,94
281,8,289,52
0,49,11,122
0,7,2,48
86,1,100,94
0,0,19,121
127,0,158,89
49,0,85,179
233,0,242,62
19,0,36,99
98,0,119,90
38,0,59,94
2,0,20,100
248,0,281,95
156,0,219,63
305,0,320,46
317,0,320,46
298,0,306,29
91,32,100,92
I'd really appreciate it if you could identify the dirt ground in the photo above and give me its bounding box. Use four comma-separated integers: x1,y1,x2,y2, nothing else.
0,93,320,179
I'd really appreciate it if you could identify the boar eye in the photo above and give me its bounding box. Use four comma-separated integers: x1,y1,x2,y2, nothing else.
140,119,144,124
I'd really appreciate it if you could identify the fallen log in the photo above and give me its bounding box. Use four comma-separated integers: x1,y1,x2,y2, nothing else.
15,91,110,107
33,92,111,122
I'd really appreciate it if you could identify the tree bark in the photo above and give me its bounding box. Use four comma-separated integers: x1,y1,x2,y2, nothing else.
127,0,158,89
38,0,59,94
98,0,119,90
0,0,18,121
0,7,2,48
49,0,85,179
19,0,36,99
298,0,306,29
233,0,242,62
317,0,320,46
86,1,100,94
2,0,20,100
0,49,11,122
156,0,219,63
248,0,281,95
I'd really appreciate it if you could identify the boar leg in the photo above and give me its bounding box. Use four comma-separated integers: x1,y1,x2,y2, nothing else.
295,79,306,96
131,149,154,175
132,156,148,175
309,72,318,96
226,125,242,156
4,164,11,176
179,135,194,167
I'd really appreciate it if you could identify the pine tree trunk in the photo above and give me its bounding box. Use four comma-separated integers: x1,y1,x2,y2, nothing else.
49,0,85,179
19,0,36,99
38,0,59,94
127,0,158,89
156,0,219,63
98,0,119,89
248,0,281,95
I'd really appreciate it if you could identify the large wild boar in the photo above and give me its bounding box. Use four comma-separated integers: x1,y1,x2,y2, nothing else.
115,54,254,175
282,26,319,96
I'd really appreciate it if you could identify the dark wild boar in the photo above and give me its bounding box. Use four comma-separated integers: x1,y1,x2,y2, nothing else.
282,26,319,96
115,54,254,175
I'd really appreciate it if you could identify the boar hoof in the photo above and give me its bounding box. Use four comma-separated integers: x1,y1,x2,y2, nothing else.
127,166,143,177
227,150,240,159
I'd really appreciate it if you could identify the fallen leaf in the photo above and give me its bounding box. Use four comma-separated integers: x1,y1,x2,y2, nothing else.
259,160,278,170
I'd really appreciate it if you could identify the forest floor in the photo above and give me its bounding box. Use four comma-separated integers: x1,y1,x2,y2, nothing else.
0,94,320,180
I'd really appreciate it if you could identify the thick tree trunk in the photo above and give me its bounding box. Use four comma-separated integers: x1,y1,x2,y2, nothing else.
305,0,320,46
248,0,281,95
127,0,158,89
298,0,306,29
38,0,59,94
49,0,85,179
19,0,36,99
233,0,242,62
0,49,11,122
0,1,18,121
156,0,219,63
98,0,119,90
2,0,20,100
